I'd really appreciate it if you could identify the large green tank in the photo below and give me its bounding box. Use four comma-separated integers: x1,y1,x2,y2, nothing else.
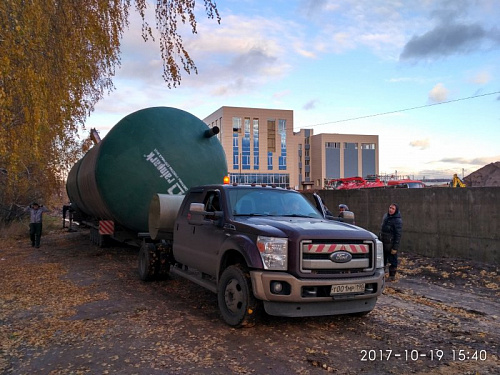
66,107,227,232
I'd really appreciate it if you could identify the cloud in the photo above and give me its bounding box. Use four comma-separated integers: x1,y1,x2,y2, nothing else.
439,156,500,165
399,0,500,61
112,12,298,97
428,83,449,103
300,0,330,17
303,100,319,110
409,139,430,150
470,70,492,84
400,23,496,60
416,169,456,180
388,76,442,84
298,0,410,57
229,48,278,74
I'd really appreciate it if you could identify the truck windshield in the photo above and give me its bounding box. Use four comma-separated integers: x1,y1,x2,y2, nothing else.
228,188,322,218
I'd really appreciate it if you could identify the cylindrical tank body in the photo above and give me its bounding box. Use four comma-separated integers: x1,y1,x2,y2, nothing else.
148,194,185,240
66,107,227,233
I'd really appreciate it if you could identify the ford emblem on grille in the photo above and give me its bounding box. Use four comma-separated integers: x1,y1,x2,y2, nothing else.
330,251,352,263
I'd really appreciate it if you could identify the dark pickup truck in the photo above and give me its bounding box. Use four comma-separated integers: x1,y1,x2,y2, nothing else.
139,184,385,327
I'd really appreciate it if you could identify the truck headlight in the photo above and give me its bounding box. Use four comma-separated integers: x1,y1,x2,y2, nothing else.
257,236,288,271
375,239,384,269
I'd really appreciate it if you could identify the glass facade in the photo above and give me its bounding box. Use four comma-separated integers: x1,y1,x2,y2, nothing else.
344,142,359,177
325,142,341,178
253,119,259,169
267,119,275,170
232,117,240,169
229,173,290,188
362,143,376,177
242,118,251,170
278,119,287,170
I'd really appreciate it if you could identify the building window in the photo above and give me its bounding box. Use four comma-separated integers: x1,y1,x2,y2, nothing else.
229,173,289,188
232,133,239,169
253,119,259,169
344,142,358,177
267,152,273,170
267,119,276,152
278,119,286,170
344,142,358,149
325,142,340,148
362,143,375,149
242,118,251,170
233,117,241,132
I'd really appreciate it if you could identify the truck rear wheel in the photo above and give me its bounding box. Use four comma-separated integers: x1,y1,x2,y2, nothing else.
138,243,157,281
217,264,260,328
154,245,170,280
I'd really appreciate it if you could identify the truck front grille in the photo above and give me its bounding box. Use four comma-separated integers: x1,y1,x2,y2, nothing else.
300,240,374,275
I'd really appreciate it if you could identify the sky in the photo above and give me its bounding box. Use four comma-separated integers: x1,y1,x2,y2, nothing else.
84,0,500,180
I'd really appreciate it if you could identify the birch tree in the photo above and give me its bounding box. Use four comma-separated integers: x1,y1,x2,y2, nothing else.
0,0,219,217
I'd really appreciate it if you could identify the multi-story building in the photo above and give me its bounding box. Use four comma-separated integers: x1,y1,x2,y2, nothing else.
203,106,378,190
309,133,379,188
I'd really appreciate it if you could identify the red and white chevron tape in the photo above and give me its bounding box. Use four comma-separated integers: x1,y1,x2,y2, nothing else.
305,243,369,254
99,220,114,235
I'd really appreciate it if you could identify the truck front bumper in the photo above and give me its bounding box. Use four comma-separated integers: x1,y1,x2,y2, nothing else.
250,268,385,317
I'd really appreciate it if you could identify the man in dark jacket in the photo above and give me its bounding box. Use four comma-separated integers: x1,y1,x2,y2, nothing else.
25,202,50,248
379,203,403,281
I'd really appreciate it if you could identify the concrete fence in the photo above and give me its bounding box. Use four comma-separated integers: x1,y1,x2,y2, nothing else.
303,187,500,265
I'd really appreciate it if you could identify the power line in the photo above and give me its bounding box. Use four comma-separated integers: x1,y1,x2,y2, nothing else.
301,91,500,129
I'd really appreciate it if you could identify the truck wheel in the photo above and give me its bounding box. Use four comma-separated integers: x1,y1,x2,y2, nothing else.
154,247,170,279
217,264,260,328
138,243,157,281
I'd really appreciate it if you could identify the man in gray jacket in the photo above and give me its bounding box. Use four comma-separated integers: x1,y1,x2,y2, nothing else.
25,202,49,248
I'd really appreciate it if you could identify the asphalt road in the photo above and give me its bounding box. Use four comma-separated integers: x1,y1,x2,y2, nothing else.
1,228,498,374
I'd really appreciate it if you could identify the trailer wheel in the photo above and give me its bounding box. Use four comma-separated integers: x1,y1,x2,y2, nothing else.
217,264,261,328
138,243,157,281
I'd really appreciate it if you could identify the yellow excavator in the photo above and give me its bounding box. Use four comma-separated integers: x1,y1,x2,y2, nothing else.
450,174,466,187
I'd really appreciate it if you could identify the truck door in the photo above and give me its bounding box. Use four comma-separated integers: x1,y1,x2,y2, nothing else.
312,193,334,219
174,189,226,277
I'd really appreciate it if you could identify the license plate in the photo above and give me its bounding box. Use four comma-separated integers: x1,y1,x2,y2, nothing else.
330,283,365,295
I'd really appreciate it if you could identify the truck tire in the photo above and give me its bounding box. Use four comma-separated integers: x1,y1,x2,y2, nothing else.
154,246,170,280
217,264,261,328
138,243,157,281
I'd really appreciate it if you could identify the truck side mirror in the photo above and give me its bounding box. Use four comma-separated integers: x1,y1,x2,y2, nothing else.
339,211,355,224
188,203,206,225
188,203,224,226
211,211,225,227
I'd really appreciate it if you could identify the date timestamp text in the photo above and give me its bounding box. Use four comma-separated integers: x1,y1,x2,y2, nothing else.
360,349,488,362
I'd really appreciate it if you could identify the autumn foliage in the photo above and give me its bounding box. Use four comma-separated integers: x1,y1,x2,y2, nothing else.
0,0,219,220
